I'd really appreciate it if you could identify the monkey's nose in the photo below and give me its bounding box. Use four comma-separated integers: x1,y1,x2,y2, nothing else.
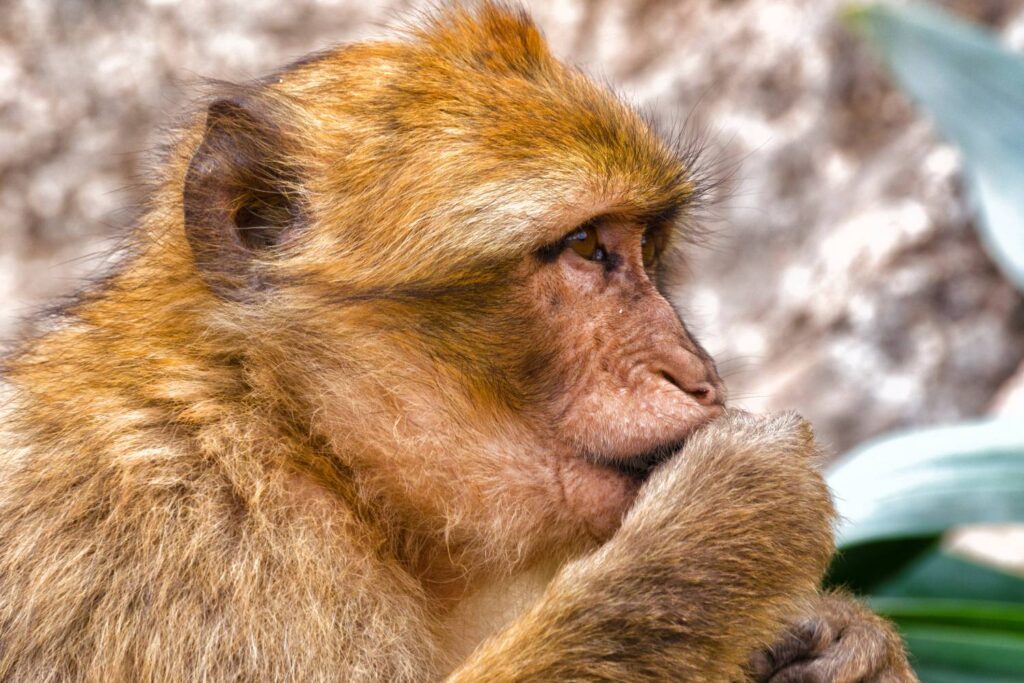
654,345,724,407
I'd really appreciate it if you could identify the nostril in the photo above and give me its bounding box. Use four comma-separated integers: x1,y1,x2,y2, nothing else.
686,382,716,406
661,371,718,406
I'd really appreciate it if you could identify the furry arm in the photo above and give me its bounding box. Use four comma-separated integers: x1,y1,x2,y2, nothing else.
447,411,836,682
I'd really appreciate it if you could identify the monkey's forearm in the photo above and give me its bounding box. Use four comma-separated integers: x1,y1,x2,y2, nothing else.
449,412,836,682
447,548,797,682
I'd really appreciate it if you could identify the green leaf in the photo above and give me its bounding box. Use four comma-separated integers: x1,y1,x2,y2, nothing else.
867,598,1024,681
912,669,1022,683
871,596,1024,632
845,3,1024,291
828,418,1024,549
826,537,939,594
900,620,1024,679
872,550,1024,603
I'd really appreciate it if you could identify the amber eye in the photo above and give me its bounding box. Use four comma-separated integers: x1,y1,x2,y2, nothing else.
641,230,659,267
567,224,599,259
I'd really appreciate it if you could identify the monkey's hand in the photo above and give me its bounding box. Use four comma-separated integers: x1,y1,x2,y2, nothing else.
747,591,918,683
448,410,836,681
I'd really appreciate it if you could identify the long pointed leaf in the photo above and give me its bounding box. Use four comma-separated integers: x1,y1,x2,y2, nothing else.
846,3,1024,290
871,596,1024,632
871,549,1024,603
873,599,1024,680
827,537,939,594
828,418,1024,549
899,621,1024,679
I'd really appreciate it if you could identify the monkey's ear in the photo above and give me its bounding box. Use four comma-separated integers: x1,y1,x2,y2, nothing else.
183,96,301,298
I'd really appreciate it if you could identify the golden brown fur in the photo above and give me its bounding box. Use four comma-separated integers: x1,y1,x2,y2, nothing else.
0,3,914,681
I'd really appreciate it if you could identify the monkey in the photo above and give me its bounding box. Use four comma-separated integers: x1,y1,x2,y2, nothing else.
0,3,916,681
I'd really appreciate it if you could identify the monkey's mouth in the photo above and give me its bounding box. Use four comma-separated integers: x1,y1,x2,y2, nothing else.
589,439,686,482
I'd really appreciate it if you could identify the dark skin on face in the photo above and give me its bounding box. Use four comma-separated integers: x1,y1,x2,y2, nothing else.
523,216,724,537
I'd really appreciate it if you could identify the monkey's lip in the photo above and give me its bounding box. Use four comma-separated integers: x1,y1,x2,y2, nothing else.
586,438,686,482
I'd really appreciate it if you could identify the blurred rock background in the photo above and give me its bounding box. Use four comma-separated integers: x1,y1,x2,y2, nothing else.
2,0,1023,455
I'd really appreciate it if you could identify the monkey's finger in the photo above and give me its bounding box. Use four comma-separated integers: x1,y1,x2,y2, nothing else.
749,618,834,680
766,623,917,683
766,662,829,683
769,661,917,683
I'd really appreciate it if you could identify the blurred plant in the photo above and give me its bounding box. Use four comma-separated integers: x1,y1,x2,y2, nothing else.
829,3,1024,681
844,2,1024,291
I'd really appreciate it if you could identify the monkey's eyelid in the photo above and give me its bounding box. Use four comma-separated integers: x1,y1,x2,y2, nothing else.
533,221,599,262
562,218,599,241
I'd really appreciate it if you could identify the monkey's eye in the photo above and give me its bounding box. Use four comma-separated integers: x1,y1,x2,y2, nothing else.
640,229,663,267
567,224,600,260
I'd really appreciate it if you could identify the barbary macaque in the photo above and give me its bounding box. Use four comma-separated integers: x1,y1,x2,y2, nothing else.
0,3,915,681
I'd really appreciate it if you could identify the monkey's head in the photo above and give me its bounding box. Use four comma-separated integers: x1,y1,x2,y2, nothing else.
174,3,723,572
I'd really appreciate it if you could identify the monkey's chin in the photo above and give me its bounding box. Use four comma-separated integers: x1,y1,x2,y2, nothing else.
559,457,650,540
560,440,684,539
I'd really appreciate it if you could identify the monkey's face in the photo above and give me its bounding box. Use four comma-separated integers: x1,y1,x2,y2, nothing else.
179,5,725,563
513,216,724,538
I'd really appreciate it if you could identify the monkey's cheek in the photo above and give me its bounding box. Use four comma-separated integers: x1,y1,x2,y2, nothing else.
559,457,642,539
